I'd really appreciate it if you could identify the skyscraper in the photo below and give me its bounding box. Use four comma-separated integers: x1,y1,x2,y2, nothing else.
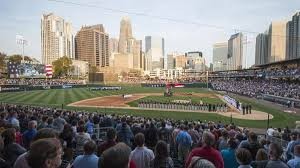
114,17,141,70
75,24,109,67
167,54,175,69
41,13,73,65
118,17,133,54
286,12,300,60
267,21,286,63
213,42,228,71
109,38,119,53
185,51,205,71
175,55,186,69
132,40,141,69
255,33,269,66
145,36,165,70
227,33,243,70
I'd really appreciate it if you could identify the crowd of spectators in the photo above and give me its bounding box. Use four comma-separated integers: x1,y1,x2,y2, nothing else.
0,103,299,168
211,68,300,79
212,78,300,100
0,79,84,86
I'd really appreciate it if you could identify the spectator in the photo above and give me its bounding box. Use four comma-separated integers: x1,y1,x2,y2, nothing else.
235,148,252,168
73,140,99,168
75,125,91,155
2,128,26,166
176,125,192,163
14,128,58,168
27,138,63,168
287,145,300,168
188,124,201,148
97,128,117,155
287,131,300,160
218,130,229,151
187,156,216,168
152,140,174,168
145,122,159,151
267,126,275,137
46,117,54,129
158,121,170,143
239,132,261,160
15,126,23,145
0,134,10,168
53,112,66,133
265,143,289,168
130,133,154,168
221,138,239,168
60,124,74,161
255,148,268,161
185,131,224,168
7,112,19,128
117,117,134,147
86,118,94,135
38,115,48,129
22,120,37,149
100,142,132,168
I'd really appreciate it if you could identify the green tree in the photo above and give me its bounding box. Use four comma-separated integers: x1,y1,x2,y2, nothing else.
7,54,33,64
89,65,98,73
8,54,22,64
52,56,73,78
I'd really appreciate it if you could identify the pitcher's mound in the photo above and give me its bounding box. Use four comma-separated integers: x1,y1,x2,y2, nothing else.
218,110,273,120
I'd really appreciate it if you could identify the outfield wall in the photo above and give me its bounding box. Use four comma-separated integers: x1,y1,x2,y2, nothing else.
0,84,121,92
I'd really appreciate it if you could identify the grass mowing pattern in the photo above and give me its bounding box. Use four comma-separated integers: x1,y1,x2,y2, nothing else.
0,86,299,128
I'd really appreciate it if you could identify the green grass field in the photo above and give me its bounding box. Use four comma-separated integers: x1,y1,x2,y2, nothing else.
0,86,299,129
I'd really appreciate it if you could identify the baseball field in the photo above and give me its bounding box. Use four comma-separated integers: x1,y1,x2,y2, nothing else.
0,85,299,129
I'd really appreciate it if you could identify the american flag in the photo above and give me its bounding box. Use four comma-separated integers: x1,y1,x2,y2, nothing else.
45,64,53,78
7,62,20,78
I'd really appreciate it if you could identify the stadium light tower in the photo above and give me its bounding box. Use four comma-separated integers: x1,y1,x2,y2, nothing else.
206,71,209,88
16,35,28,63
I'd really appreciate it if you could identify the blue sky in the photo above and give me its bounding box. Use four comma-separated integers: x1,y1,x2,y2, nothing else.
0,0,299,67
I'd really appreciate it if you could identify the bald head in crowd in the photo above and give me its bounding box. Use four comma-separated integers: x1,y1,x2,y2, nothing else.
202,131,215,147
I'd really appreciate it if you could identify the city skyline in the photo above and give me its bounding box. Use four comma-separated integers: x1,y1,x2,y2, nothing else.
1,0,300,67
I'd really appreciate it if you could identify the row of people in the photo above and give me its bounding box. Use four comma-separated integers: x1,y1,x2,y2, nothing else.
138,101,228,112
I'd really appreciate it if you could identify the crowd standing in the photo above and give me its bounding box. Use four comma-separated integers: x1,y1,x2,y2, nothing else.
211,68,300,79
0,103,298,168
212,79,300,100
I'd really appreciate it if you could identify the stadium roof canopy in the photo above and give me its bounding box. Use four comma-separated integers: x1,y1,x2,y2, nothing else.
254,58,300,69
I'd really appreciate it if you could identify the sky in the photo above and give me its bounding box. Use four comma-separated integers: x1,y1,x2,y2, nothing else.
0,0,299,67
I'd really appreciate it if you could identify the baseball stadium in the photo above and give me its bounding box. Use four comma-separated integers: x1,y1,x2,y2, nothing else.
0,78,298,129
1,1,300,168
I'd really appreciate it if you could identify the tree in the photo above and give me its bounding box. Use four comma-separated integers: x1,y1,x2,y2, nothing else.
0,52,7,71
89,65,98,73
8,54,22,64
52,56,73,78
7,54,33,64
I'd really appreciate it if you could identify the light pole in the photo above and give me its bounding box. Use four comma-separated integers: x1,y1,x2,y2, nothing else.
206,70,209,88
16,35,27,63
